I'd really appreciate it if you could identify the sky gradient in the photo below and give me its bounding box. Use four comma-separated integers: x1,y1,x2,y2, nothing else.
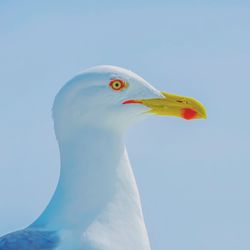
0,1,250,249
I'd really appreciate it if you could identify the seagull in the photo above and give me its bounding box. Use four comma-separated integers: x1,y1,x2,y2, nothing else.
0,65,206,250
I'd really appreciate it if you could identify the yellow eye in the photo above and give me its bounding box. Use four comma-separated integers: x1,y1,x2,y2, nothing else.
109,79,128,91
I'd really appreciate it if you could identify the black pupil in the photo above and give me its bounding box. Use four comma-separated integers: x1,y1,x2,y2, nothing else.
115,82,120,88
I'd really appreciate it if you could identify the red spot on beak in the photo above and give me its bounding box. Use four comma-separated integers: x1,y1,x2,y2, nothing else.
181,108,197,120
122,100,143,104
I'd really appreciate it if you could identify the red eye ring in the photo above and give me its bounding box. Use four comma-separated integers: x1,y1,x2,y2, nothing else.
109,79,128,91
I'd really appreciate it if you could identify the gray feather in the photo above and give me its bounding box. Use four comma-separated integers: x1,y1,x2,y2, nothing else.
0,229,60,250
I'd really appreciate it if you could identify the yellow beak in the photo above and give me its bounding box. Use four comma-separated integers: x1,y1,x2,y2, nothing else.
123,92,207,120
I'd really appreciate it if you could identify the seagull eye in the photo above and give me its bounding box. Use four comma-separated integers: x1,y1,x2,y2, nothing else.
109,79,128,91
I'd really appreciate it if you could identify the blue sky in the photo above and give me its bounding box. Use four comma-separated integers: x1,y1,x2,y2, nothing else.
0,1,250,249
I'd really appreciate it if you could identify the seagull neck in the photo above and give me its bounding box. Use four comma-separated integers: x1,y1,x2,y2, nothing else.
58,126,125,207
59,126,124,188
33,126,140,229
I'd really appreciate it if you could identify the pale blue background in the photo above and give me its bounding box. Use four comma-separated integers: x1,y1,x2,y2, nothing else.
0,1,250,249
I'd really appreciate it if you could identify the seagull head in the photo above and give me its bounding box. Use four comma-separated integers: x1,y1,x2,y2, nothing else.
53,65,206,140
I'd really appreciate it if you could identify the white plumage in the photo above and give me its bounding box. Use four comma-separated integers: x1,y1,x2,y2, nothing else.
0,65,206,250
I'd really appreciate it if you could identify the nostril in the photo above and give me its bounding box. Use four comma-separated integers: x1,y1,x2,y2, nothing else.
176,100,184,103
176,99,188,104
